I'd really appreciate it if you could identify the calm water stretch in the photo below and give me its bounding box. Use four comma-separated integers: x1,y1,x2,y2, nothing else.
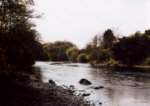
33,61,150,106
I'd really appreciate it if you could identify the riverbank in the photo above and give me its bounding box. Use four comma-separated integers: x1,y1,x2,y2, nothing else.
28,81,91,106
91,63,150,69
0,70,90,106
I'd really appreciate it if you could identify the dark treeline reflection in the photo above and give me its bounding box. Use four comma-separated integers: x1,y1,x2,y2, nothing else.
89,67,150,106
94,67,150,85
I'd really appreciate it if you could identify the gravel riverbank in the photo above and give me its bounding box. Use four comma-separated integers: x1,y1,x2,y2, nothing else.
0,71,91,106
28,81,91,106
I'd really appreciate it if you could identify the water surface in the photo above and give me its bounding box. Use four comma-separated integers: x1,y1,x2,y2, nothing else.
33,61,150,106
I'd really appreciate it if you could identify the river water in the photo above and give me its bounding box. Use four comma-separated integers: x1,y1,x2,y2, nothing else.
33,61,150,106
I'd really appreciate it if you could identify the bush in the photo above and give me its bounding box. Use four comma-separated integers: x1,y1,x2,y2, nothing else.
43,41,74,61
66,47,79,62
112,32,150,66
69,52,78,62
77,53,88,63
143,58,150,65
107,60,119,67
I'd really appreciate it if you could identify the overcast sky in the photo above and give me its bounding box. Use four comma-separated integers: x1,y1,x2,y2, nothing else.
33,0,150,48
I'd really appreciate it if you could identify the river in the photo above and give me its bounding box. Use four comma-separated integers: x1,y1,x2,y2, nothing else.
33,61,150,106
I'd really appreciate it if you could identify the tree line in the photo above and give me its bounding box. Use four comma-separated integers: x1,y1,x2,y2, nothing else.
1,0,150,71
42,29,150,67
0,0,47,70
85,29,150,66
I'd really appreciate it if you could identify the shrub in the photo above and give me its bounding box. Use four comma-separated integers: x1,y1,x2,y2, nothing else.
143,58,150,65
77,53,88,63
69,52,78,62
66,47,79,62
107,60,119,67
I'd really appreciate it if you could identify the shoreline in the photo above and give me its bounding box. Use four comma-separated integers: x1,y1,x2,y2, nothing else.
26,73,91,106
91,63,150,69
0,71,91,106
28,81,91,106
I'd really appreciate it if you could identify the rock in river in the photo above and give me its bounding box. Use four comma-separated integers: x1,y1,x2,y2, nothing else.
79,78,92,85
50,62,64,65
49,80,56,85
82,93,91,96
93,86,104,90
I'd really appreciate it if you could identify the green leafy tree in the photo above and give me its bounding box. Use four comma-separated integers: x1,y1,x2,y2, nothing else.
77,53,88,63
43,41,75,61
66,47,79,62
33,41,49,61
112,31,150,66
103,29,116,48
86,29,116,63
0,0,41,69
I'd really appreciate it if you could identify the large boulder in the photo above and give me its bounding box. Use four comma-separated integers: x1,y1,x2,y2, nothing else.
79,78,92,85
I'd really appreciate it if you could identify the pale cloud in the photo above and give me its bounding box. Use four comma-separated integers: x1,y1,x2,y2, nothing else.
34,0,150,48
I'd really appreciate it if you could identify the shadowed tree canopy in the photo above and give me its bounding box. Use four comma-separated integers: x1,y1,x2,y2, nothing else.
112,31,150,66
43,41,75,61
77,53,88,63
103,29,116,48
0,0,35,31
85,29,116,63
0,0,43,69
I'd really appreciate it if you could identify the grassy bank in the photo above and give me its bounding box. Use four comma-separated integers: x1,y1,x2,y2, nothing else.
90,61,150,69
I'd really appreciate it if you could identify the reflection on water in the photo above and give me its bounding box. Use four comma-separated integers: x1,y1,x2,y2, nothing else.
33,61,150,106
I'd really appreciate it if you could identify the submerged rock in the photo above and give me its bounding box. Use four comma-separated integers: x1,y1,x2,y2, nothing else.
67,65,79,67
82,93,91,96
49,80,56,85
69,85,75,88
93,86,104,90
50,62,64,65
79,79,92,85
99,102,103,105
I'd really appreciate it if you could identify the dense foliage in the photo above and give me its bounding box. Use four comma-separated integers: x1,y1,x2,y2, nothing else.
85,29,150,66
77,53,88,63
33,41,49,61
66,47,79,62
112,31,150,65
0,0,44,70
41,29,150,66
1,1,150,67
43,41,75,61
85,29,116,63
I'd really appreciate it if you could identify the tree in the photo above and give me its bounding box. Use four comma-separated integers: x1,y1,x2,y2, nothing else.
77,53,88,63
32,41,49,61
112,31,150,66
0,0,34,31
43,41,75,61
86,29,116,63
0,0,41,69
92,35,98,48
66,47,79,62
103,29,116,48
